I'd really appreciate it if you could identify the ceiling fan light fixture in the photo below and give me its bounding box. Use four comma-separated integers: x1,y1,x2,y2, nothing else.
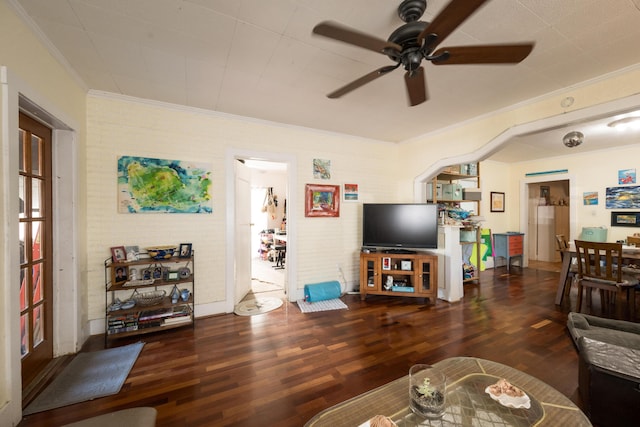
563,131,584,148
607,116,640,129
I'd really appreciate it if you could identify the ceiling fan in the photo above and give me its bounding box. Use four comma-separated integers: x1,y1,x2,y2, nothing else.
312,0,534,106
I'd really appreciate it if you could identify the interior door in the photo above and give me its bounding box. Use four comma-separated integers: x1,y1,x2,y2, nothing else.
19,113,54,389
234,160,252,304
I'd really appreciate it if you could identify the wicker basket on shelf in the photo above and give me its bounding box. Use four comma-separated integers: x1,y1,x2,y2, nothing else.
133,290,166,306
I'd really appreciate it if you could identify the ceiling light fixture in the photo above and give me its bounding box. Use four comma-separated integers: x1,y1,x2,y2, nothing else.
607,116,640,128
563,131,584,148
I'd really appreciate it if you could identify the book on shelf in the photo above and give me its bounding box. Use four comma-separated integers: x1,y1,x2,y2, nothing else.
107,324,138,335
137,319,163,329
163,315,192,326
138,304,191,321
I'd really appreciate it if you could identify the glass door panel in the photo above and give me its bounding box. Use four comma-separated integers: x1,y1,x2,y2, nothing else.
19,112,53,387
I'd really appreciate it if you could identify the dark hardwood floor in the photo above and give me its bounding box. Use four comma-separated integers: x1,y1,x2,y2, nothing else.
20,262,600,426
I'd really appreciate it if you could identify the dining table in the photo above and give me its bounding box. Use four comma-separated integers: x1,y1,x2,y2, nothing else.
554,242,640,307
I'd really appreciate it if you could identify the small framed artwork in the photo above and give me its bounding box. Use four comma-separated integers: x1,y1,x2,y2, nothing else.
618,168,636,185
583,192,598,205
611,211,640,227
179,243,192,258
110,246,127,263
400,260,412,271
382,257,391,271
313,158,331,180
490,192,505,212
152,266,165,280
305,184,340,217
540,186,550,205
343,183,359,202
114,266,128,284
125,245,140,261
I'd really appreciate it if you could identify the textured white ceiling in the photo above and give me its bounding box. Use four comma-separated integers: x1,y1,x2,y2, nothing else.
12,0,640,161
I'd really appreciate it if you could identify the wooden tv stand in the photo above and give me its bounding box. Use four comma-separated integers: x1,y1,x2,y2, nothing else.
359,252,438,303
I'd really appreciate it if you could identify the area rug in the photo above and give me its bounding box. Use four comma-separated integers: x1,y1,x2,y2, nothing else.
234,297,283,316
297,298,348,313
23,341,144,415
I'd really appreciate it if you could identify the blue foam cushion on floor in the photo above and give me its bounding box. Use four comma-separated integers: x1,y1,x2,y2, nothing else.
304,280,341,302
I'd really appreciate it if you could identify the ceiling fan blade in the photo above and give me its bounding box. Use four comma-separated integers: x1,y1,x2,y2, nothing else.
313,21,402,55
431,44,534,64
417,0,489,48
327,65,399,99
404,67,427,106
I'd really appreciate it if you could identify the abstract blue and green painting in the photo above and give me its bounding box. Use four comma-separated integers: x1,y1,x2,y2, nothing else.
118,156,212,213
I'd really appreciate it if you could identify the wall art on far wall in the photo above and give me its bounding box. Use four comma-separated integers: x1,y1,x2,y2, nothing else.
618,168,636,184
490,192,505,212
305,184,340,217
583,192,598,205
118,156,212,214
313,159,331,180
606,185,640,209
611,211,640,227
343,183,359,201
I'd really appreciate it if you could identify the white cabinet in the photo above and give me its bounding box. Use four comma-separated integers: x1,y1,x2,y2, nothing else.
436,226,463,302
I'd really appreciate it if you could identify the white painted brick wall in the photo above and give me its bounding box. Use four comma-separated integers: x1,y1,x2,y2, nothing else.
86,94,402,322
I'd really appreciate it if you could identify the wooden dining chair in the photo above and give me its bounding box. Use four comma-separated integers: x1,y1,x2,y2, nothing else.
574,240,637,320
555,234,577,298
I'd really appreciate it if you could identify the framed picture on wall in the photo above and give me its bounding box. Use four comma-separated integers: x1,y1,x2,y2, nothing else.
611,211,640,227
490,192,505,212
343,183,359,202
305,184,340,217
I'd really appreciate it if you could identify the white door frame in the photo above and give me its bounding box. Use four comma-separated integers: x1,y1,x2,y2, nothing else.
520,176,576,265
225,148,297,312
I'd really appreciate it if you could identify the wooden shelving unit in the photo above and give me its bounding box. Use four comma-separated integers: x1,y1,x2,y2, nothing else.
104,250,195,345
429,163,482,286
360,252,438,303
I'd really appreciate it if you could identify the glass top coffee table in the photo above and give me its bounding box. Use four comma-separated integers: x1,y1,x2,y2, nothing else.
304,357,591,426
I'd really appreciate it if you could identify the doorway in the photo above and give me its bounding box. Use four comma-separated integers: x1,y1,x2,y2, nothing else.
228,151,295,310
251,186,286,299
526,180,570,263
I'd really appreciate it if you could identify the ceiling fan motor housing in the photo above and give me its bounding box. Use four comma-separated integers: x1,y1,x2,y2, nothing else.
398,0,427,23
386,21,429,66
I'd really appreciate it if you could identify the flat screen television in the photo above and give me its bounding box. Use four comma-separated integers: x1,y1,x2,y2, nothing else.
362,203,438,250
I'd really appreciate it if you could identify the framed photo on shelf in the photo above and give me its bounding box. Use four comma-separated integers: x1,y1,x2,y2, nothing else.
179,243,192,258
382,257,391,270
114,265,128,284
110,246,127,263
125,245,140,261
490,192,505,212
152,266,163,280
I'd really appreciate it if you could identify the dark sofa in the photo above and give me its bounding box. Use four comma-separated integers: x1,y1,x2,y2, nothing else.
567,312,640,427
